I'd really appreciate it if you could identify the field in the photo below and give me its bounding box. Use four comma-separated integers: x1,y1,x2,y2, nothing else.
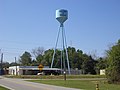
28,79,120,90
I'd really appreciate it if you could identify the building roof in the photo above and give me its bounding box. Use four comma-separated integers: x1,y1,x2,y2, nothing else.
9,66,61,71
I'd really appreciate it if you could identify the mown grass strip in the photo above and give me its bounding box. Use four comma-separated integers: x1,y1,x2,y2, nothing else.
4,75,105,79
0,86,9,90
27,80,120,90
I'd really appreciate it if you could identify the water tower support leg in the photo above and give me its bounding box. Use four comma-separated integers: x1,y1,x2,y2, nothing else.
63,26,71,75
51,26,61,68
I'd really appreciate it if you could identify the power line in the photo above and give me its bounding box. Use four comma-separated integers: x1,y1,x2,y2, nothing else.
0,39,41,45
1,46,31,52
3,51,22,55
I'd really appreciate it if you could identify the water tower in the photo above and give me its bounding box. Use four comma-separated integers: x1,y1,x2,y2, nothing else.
51,9,71,75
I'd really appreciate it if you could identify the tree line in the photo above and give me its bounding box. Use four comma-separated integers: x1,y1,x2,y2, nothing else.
1,47,105,75
1,39,120,84
19,47,99,74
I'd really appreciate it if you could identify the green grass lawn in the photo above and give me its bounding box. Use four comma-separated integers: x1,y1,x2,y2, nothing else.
28,80,120,90
0,86,9,90
4,75,105,79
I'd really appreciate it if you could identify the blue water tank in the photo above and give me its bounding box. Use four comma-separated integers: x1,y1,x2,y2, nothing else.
56,9,68,24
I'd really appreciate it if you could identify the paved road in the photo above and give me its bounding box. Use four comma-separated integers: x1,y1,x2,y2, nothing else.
0,76,81,90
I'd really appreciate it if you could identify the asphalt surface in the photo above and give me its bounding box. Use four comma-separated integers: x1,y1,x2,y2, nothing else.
0,76,81,90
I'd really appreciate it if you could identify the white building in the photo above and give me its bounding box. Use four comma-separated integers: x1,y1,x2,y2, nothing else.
9,66,61,75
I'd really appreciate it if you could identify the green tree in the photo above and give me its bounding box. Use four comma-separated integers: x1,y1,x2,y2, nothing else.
67,46,96,74
82,55,96,74
71,49,83,69
1,62,10,68
10,62,20,66
67,47,76,69
31,59,38,66
43,49,54,66
19,51,32,66
96,57,107,74
106,39,120,83
36,55,43,64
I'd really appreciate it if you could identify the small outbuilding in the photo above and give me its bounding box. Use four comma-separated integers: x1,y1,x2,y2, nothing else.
100,69,106,75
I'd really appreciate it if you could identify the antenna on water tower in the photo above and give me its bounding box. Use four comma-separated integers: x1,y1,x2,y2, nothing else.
51,9,71,75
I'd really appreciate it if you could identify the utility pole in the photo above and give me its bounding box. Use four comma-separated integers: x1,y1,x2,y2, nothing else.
0,53,3,75
15,57,17,75
0,49,1,70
